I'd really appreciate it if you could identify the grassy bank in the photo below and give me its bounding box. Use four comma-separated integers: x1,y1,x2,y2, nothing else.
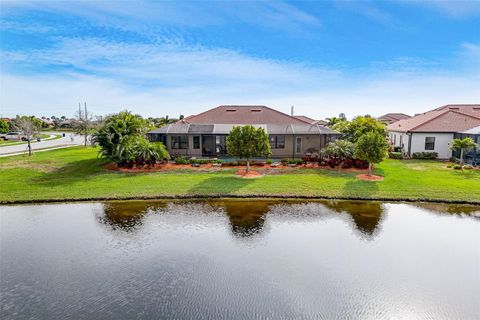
0,147,479,203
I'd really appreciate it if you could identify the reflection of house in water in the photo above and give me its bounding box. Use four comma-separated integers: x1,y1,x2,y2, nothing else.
322,200,384,236
97,201,167,232
209,200,272,237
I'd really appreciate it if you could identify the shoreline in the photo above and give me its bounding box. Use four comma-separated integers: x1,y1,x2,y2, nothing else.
2,194,480,205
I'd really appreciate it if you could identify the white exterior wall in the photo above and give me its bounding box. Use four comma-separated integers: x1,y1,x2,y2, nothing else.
410,133,454,159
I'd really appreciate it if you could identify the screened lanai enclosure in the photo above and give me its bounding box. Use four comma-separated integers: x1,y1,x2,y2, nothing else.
148,123,340,158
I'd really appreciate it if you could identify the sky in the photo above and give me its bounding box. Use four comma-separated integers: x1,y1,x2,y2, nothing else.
0,0,479,120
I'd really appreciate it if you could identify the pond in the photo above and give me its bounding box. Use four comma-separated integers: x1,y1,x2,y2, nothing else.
1,200,479,319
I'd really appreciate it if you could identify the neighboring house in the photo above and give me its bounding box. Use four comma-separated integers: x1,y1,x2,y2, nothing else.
388,104,480,159
378,113,411,125
148,105,340,158
453,126,480,164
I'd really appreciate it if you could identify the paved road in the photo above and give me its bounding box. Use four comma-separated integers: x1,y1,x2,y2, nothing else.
0,132,85,156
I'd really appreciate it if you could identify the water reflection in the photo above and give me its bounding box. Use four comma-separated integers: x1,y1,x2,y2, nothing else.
94,200,479,239
97,201,167,232
95,199,387,238
211,200,271,237
322,200,384,236
412,202,480,216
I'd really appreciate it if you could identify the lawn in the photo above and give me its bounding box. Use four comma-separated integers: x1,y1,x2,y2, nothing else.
0,146,479,203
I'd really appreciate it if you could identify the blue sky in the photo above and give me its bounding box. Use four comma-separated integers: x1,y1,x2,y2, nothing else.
0,0,479,119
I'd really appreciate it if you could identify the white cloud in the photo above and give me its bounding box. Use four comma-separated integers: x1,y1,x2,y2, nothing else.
418,0,480,18
1,66,478,120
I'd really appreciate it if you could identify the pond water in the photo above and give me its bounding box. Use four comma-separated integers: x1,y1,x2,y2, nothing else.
1,200,479,319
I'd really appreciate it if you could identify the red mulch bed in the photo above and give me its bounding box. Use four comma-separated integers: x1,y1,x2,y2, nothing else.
356,174,384,181
235,169,263,178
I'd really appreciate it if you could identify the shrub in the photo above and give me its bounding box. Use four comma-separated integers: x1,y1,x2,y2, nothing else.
281,158,303,165
290,159,303,165
453,164,462,170
189,159,210,165
174,156,189,165
412,152,438,159
266,159,273,165
446,164,453,168
463,164,473,170
389,152,403,159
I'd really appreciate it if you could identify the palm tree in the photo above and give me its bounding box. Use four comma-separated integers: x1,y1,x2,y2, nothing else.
450,137,478,165
326,117,340,127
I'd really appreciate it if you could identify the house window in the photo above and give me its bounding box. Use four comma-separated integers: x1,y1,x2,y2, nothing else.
171,136,188,149
193,136,200,149
269,135,285,149
425,137,435,150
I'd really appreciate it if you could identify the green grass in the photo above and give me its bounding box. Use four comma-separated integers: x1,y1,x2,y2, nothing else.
1,147,479,203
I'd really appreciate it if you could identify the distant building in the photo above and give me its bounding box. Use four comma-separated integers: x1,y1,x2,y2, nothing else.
378,113,411,125
388,104,480,159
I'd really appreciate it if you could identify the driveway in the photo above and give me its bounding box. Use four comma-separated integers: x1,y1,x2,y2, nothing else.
0,132,85,156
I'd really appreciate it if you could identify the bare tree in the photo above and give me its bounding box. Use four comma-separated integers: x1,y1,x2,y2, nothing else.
16,116,40,156
74,102,94,147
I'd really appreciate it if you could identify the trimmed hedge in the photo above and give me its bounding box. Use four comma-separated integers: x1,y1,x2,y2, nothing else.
412,152,438,160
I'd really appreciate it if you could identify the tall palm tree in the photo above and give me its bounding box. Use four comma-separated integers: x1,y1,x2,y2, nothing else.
450,137,478,165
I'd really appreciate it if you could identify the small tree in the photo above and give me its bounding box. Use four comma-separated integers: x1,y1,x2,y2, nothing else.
353,131,388,176
0,119,9,133
16,116,40,156
451,137,478,165
74,103,94,147
335,116,387,143
226,125,271,172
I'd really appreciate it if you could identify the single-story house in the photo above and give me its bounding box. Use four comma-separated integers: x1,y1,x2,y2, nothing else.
378,113,411,125
148,105,340,158
453,126,480,164
388,104,480,159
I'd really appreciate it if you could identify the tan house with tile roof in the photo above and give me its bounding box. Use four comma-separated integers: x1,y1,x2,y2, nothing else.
148,105,340,158
388,104,480,159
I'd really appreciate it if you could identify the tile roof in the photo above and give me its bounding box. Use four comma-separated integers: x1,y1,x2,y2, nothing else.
179,105,310,125
378,113,411,124
293,115,317,124
388,104,480,133
149,123,339,135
